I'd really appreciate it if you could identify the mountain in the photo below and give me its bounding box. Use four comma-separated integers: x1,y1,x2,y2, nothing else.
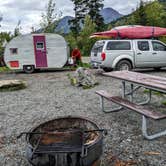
100,7,123,24
56,7,123,34
109,0,166,28
56,16,73,34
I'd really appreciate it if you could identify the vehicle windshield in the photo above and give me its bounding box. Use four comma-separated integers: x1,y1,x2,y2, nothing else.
92,41,105,53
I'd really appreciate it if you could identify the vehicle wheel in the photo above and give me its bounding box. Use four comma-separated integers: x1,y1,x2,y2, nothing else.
154,67,161,71
115,60,132,71
103,68,113,72
23,65,35,74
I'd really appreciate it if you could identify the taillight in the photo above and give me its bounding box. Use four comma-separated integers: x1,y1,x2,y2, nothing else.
101,52,106,61
10,61,19,67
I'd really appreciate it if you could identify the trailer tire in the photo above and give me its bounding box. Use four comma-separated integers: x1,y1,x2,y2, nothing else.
23,65,35,74
115,60,132,71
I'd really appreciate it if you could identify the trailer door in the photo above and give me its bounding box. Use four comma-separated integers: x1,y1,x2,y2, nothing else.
33,35,48,68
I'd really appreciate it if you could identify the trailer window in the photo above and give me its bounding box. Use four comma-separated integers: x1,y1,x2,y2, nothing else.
10,48,18,54
36,42,44,49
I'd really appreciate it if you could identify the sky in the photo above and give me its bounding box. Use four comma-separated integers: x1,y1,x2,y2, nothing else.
0,0,152,34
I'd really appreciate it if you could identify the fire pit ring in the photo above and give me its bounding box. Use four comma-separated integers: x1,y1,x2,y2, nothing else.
25,116,103,166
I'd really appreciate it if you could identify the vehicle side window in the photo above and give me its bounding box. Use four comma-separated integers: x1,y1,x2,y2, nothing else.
138,41,149,51
106,41,131,50
152,41,166,51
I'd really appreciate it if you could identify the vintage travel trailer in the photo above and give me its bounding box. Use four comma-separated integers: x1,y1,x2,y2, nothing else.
4,33,69,73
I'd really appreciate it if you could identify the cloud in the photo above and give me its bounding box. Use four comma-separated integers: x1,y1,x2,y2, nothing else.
104,0,152,14
0,0,46,33
2,0,45,11
0,0,74,33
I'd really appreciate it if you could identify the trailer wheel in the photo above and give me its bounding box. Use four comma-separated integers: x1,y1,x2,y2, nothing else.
115,60,132,71
23,65,35,74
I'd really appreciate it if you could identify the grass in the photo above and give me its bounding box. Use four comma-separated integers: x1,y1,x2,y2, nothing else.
0,66,11,72
143,89,164,97
161,100,166,106
81,62,91,68
82,82,99,89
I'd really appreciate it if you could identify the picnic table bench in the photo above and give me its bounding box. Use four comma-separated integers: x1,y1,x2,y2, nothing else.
96,71,166,140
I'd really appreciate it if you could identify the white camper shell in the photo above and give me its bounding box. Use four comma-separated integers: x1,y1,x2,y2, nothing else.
4,33,69,73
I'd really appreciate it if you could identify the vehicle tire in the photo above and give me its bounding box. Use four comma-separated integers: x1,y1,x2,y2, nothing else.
23,65,35,74
154,67,161,71
103,68,113,72
115,60,132,71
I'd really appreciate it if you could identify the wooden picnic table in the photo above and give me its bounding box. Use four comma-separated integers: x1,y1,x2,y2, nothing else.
96,71,166,140
103,71,166,93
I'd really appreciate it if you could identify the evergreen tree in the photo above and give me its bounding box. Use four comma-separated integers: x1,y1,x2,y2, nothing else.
109,0,166,30
146,0,165,27
128,8,137,25
40,0,61,33
0,32,12,66
78,15,96,56
139,0,148,25
86,0,104,31
0,14,2,27
31,26,36,34
134,0,147,25
14,20,21,37
159,0,166,27
158,0,166,3
66,15,96,56
69,0,105,37
69,0,86,40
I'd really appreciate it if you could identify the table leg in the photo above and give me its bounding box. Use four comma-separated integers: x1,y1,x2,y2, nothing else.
99,96,122,113
122,83,152,105
130,84,134,102
142,115,166,140
122,81,134,101
138,89,152,105
122,81,125,98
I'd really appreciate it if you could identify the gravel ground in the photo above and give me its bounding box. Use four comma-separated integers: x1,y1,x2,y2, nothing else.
0,69,166,166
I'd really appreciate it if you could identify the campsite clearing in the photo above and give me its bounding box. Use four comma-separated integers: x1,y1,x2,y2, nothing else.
0,69,165,165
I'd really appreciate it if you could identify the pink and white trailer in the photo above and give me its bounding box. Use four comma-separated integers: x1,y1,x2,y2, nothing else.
4,33,69,73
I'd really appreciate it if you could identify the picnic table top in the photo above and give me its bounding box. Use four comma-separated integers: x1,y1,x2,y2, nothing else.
103,71,166,92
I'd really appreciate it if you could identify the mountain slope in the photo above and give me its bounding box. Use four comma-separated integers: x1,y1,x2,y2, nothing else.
110,1,166,28
56,7,123,33
56,16,73,34
100,7,122,24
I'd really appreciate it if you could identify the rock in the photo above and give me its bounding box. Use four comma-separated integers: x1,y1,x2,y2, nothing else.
0,80,26,91
74,67,98,89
